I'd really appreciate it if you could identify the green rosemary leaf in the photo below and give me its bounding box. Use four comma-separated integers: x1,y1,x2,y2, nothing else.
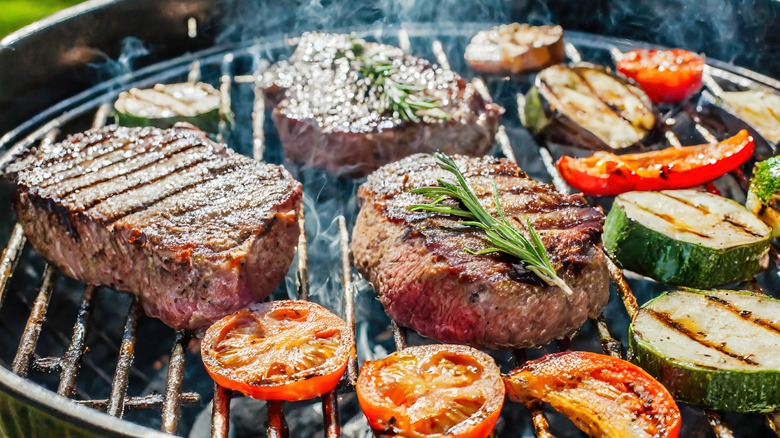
409,152,574,295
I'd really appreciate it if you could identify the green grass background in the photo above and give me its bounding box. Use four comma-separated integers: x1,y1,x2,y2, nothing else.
1,0,84,38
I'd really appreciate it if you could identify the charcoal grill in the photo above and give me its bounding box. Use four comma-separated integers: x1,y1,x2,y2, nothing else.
1,1,779,436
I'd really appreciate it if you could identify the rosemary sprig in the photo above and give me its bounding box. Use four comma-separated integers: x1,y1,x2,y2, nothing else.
337,38,450,123
409,152,574,295
358,57,450,123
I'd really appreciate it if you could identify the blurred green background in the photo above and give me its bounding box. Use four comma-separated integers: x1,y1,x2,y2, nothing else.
1,0,83,37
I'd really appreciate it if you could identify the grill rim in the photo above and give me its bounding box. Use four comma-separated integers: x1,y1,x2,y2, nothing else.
1,7,780,438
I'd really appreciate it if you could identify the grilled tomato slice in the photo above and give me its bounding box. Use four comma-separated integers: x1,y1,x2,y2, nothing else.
504,351,681,438
357,344,504,438
201,300,354,401
617,48,705,104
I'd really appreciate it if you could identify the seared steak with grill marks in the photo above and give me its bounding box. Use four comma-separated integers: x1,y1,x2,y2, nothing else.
351,154,609,349
8,124,302,330
263,33,503,176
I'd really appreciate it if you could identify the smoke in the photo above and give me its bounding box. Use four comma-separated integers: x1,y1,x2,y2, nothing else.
87,36,150,81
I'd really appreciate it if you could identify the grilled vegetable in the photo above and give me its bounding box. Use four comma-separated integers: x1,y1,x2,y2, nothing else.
746,156,780,236
201,300,354,401
464,23,564,74
523,64,657,151
557,130,754,196
114,82,223,133
356,344,504,438
616,49,705,104
603,190,771,288
630,289,780,413
504,351,681,438
719,90,780,145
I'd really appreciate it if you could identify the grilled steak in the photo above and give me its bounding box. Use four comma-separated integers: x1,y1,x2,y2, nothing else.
351,154,610,349
264,33,503,176
8,124,302,330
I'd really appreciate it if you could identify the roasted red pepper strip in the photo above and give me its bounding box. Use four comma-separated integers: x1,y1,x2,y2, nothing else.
504,351,681,438
617,49,705,104
556,129,754,196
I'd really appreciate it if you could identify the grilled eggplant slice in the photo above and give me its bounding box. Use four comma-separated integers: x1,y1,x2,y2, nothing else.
114,82,225,133
523,64,657,151
465,23,564,74
630,289,780,413
719,90,780,145
603,190,771,288
746,156,780,237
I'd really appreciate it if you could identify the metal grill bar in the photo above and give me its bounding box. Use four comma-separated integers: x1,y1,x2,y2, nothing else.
266,401,288,438
594,314,622,358
11,265,55,376
253,74,267,162
218,54,234,143
296,208,310,301
106,298,142,418
161,330,188,434
391,321,408,350
321,390,340,438
76,392,201,411
432,40,451,70
57,284,95,397
603,255,639,320
0,224,26,311
338,216,359,385
211,384,231,438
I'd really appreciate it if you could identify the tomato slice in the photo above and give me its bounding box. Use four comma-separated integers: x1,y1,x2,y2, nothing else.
505,351,681,438
557,129,754,196
357,344,504,438
616,49,705,104
201,300,354,401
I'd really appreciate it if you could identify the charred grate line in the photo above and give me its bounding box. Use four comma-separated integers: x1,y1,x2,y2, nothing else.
75,392,200,411
0,223,28,313
11,265,56,377
57,284,96,397
211,383,231,438
161,330,188,435
106,298,142,418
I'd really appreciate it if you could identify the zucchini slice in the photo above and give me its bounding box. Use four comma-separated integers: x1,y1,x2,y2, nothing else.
114,82,223,133
523,64,656,151
630,289,780,413
603,190,771,288
746,156,780,237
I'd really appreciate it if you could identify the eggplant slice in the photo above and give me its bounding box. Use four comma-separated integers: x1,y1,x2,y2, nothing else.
523,63,658,152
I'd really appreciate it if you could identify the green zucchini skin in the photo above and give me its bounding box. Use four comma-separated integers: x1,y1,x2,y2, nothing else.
115,108,220,133
114,82,226,133
746,156,780,237
603,193,771,288
629,290,780,413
